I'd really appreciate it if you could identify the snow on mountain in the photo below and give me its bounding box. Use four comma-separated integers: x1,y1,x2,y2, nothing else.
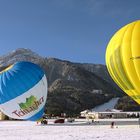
0,48,44,66
92,97,120,112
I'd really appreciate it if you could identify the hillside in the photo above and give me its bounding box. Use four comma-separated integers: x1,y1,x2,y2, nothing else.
0,48,137,116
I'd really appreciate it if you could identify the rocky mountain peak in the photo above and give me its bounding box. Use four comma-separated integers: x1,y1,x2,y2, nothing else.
0,48,44,66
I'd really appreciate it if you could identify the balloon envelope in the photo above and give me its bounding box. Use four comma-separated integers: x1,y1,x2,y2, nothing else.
106,20,140,104
0,61,47,121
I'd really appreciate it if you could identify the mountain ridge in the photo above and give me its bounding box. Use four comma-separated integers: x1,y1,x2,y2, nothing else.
0,48,138,116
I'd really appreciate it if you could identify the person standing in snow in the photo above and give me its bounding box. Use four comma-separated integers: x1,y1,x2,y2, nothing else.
111,121,115,128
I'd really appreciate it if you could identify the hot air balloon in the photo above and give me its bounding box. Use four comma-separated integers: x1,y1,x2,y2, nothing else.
106,20,140,104
0,61,47,121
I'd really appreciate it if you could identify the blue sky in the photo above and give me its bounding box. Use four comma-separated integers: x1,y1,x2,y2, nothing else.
0,0,140,64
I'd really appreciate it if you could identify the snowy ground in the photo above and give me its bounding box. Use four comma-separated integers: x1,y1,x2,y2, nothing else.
0,119,140,140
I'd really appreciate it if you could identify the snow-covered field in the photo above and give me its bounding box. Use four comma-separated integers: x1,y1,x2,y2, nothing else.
0,119,140,140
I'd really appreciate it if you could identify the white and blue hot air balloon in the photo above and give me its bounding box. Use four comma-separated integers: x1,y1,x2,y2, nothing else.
0,61,47,121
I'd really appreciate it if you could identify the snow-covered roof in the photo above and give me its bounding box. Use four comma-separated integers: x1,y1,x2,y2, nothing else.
80,110,90,114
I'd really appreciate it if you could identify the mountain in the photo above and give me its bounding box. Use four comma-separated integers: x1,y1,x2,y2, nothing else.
0,48,134,116
0,48,45,66
115,96,140,111
43,58,123,115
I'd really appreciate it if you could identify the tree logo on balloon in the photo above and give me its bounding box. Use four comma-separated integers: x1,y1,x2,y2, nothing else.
19,95,38,110
12,95,45,118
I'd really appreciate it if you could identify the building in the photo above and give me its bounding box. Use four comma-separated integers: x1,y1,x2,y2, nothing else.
93,111,127,119
80,109,140,119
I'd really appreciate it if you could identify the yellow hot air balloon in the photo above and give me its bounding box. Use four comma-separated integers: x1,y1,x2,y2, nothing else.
106,20,140,104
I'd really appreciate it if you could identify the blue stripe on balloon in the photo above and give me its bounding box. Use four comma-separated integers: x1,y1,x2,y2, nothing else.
0,61,45,104
26,107,45,121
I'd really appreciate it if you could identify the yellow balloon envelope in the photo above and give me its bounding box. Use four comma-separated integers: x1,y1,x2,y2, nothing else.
106,20,140,104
